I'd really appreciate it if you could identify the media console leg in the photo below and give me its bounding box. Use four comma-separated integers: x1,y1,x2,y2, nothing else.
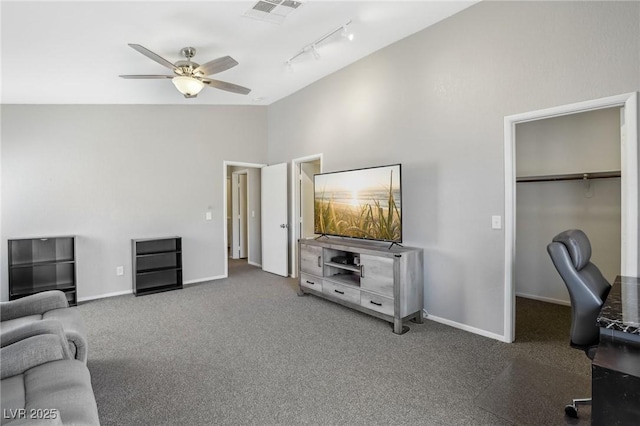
411,310,424,324
393,318,410,335
297,289,306,297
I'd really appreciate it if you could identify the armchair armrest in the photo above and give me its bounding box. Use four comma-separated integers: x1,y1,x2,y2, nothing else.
1,319,70,350
43,308,89,364
1,320,72,379
1,291,69,321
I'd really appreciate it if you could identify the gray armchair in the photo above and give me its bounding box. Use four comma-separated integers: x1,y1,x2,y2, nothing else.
547,229,611,418
1,291,88,363
1,320,100,425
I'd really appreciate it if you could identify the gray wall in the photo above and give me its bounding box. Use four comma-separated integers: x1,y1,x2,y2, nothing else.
1,105,267,301
515,108,622,304
267,1,640,337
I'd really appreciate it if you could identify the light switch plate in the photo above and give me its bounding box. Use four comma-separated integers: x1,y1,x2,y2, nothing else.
491,215,502,230
116,266,124,276
205,211,212,221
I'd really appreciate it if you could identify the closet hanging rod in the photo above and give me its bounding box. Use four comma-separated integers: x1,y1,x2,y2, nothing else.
516,170,621,183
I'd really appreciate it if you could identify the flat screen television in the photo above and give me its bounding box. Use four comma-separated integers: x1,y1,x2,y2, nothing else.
314,164,402,243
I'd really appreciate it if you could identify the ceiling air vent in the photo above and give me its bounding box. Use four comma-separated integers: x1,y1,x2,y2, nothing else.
282,1,302,9
252,1,278,14
244,0,303,25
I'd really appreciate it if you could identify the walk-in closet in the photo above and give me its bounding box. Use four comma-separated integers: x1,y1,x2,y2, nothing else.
514,107,622,314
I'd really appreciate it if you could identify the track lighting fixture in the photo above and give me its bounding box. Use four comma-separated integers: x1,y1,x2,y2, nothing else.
311,45,321,60
286,20,353,67
341,25,354,41
285,60,294,72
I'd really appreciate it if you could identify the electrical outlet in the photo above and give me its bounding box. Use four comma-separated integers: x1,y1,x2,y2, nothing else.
116,266,124,276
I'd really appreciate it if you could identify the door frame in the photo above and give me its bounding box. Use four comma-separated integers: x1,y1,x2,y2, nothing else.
290,154,323,278
223,161,266,277
503,92,638,343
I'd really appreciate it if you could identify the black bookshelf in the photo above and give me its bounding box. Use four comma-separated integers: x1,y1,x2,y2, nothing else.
8,236,77,306
132,237,182,296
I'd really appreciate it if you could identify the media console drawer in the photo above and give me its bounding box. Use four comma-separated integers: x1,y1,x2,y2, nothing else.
360,291,394,316
323,279,360,305
300,273,322,291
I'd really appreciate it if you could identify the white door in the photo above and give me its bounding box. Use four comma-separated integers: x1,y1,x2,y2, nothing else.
231,172,248,259
300,161,321,239
238,173,248,258
290,155,322,279
261,163,289,276
226,177,232,255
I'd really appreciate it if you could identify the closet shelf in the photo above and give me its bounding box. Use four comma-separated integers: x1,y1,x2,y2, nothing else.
516,170,621,183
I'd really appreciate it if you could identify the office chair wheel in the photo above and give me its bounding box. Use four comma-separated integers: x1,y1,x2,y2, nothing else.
564,404,578,418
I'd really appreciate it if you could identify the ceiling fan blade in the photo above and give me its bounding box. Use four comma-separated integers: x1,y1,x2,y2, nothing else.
119,75,173,79
194,56,238,76
202,78,251,95
128,44,177,71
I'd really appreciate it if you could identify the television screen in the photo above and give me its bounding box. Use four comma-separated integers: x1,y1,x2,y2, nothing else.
314,164,402,243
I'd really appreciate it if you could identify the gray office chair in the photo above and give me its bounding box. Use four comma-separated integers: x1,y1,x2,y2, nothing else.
547,229,611,418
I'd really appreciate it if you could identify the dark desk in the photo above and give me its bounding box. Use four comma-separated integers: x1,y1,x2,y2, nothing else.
593,276,640,425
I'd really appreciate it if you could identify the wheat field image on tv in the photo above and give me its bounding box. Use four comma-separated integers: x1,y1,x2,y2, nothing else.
314,165,401,242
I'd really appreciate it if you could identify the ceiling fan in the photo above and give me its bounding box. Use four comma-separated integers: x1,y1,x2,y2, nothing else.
119,44,251,98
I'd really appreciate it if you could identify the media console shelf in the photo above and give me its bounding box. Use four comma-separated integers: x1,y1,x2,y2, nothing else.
132,237,183,296
8,236,77,306
298,238,424,334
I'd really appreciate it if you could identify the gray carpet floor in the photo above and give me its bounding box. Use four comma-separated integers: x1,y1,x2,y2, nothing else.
78,260,592,425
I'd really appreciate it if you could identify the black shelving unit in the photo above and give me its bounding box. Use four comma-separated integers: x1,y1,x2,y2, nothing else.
8,236,77,306
132,237,182,296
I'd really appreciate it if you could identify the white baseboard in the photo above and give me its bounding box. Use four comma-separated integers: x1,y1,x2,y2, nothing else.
78,275,227,302
515,292,570,306
78,289,132,303
424,310,510,343
184,275,226,285
248,261,262,268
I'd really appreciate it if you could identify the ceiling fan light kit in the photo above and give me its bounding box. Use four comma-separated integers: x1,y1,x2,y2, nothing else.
172,76,204,97
120,44,251,99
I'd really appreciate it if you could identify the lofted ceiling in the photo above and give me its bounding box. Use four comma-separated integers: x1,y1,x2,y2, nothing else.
1,1,477,105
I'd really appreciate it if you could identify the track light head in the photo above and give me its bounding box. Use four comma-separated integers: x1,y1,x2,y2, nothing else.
311,45,321,60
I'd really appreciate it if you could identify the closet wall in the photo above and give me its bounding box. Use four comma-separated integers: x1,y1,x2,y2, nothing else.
515,107,622,304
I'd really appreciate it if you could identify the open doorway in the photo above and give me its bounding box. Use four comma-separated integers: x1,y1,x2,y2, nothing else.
223,161,266,277
503,92,638,343
513,106,622,342
290,154,322,278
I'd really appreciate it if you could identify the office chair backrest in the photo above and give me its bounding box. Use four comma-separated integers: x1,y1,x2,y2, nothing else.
547,229,611,350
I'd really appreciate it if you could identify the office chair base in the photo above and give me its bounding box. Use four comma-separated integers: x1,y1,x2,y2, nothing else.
565,397,591,418
565,405,578,418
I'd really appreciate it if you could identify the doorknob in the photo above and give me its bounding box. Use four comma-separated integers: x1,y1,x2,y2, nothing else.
280,224,288,228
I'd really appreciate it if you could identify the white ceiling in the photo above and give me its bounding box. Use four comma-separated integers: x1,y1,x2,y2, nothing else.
1,1,476,105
